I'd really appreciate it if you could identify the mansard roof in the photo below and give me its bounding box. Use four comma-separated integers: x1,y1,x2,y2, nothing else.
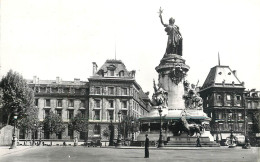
200,65,244,91
27,77,88,87
93,59,135,78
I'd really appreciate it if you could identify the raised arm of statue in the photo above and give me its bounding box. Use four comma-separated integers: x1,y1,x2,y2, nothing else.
158,7,166,27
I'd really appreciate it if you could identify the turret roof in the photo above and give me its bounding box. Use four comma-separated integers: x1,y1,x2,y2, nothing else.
201,65,244,91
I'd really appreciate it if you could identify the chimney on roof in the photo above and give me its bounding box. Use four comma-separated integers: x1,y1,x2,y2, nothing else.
92,62,98,75
33,76,37,84
131,70,136,78
56,77,60,84
233,70,237,77
37,77,39,84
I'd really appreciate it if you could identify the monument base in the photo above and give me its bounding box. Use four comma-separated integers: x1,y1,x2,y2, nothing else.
136,132,219,147
165,136,219,147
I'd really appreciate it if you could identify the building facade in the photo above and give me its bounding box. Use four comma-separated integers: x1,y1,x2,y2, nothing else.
88,60,151,141
199,65,260,145
244,89,260,144
27,77,89,140
26,59,151,142
199,65,245,140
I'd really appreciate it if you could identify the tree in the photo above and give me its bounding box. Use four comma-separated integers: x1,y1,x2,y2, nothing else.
252,112,260,133
0,70,35,125
17,115,40,139
120,116,139,140
68,112,88,141
43,111,65,139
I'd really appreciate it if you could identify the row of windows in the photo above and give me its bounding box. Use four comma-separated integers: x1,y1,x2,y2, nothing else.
94,87,128,95
94,100,127,109
34,87,86,94
215,123,246,132
43,109,85,119
214,94,241,101
100,69,125,77
216,112,243,120
92,109,127,121
247,101,260,109
35,99,85,108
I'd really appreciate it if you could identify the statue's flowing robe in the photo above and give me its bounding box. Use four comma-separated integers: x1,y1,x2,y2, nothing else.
164,24,183,55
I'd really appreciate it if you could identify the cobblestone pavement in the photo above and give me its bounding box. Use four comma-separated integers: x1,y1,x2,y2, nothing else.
0,146,259,162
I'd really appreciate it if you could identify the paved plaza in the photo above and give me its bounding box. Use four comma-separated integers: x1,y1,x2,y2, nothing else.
0,146,259,162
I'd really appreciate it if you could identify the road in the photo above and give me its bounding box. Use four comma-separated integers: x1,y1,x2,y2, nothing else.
0,146,259,162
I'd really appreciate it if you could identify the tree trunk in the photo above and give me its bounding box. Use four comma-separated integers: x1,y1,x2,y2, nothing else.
6,113,11,125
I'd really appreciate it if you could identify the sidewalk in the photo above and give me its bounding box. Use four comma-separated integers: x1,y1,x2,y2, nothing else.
0,146,33,157
106,145,253,150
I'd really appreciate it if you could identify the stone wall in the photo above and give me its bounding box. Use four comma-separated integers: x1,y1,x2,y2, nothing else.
0,125,15,146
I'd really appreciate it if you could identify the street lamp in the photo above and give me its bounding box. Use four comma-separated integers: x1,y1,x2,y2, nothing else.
228,113,236,148
109,116,114,146
32,123,36,146
131,119,134,142
116,110,122,147
158,107,164,148
10,108,18,149
244,116,248,136
39,125,42,146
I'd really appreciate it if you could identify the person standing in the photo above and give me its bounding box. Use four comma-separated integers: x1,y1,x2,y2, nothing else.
144,134,149,158
74,136,78,146
196,136,202,147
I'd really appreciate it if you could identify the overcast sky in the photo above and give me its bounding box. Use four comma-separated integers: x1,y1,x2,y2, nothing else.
1,0,260,95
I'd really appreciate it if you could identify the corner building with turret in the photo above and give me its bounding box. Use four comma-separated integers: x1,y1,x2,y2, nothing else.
199,65,260,145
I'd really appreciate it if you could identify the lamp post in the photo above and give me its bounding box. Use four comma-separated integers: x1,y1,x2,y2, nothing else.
32,123,36,146
228,113,236,148
116,110,122,147
39,125,42,146
109,116,114,146
244,116,248,136
131,119,134,142
84,112,89,146
158,107,164,147
10,108,18,149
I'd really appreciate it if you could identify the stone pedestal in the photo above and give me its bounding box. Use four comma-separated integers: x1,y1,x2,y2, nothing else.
155,54,189,110
166,136,219,147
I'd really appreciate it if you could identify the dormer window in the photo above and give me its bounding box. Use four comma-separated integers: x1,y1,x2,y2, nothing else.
110,70,114,76
107,65,116,76
119,70,125,77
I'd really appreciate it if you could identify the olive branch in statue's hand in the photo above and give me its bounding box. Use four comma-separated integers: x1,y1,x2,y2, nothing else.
158,7,163,17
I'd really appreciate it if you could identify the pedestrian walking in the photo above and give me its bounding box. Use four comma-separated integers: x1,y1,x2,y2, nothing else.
196,136,201,147
74,136,78,146
144,134,149,158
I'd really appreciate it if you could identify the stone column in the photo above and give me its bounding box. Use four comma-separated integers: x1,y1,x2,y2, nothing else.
155,54,189,110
